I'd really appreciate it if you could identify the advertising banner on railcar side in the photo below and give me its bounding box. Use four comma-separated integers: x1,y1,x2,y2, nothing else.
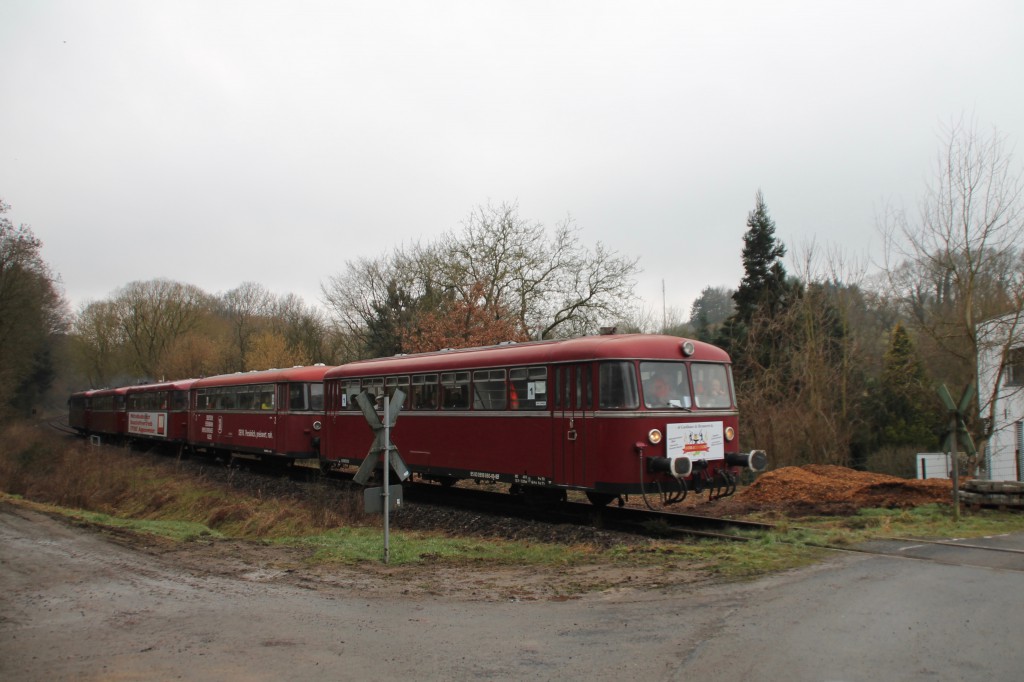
128,411,167,438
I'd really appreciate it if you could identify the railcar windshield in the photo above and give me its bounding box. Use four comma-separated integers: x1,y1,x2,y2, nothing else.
691,363,733,408
598,361,640,409
640,361,691,409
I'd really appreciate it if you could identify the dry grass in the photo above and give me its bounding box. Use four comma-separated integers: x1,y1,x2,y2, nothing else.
0,422,364,538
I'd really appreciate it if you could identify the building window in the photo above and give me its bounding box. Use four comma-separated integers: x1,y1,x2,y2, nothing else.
1006,347,1024,386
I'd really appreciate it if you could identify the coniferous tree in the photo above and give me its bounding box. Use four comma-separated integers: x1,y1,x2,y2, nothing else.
717,191,790,358
873,322,939,449
688,286,734,343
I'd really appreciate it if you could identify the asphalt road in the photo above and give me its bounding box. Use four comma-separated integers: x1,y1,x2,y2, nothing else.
2,506,1023,681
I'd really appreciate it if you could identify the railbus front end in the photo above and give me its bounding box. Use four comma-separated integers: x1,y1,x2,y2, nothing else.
87,387,130,442
320,335,767,506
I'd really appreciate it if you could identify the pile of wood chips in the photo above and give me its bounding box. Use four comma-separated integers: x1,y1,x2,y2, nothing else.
727,464,953,515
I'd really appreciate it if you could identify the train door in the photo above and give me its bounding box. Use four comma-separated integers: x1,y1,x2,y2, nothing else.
554,363,593,487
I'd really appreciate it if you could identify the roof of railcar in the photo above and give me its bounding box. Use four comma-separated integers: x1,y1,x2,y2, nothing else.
324,334,729,379
191,365,334,389
125,378,199,394
90,386,130,397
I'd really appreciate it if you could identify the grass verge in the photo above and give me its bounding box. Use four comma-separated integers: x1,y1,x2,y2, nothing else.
4,422,1024,577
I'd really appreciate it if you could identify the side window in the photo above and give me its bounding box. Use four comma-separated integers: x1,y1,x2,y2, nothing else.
473,369,507,410
385,376,410,409
309,383,324,411
441,371,470,409
364,378,385,410
598,362,640,409
340,380,362,410
237,387,256,411
509,366,548,409
289,383,306,410
258,384,276,410
171,390,188,411
576,365,593,410
411,374,439,410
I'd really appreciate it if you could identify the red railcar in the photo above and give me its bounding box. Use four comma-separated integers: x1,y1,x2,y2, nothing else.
321,334,766,505
188,365,331,461
125,379,197,447
88,387,130,440
68,390,95,434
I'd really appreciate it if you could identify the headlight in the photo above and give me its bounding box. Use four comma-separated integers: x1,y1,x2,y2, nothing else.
725,426,735,441
680,340,695,357
648,428,662,445
312,420,322,431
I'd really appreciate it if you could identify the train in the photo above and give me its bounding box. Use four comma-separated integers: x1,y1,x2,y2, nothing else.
68,334,767,506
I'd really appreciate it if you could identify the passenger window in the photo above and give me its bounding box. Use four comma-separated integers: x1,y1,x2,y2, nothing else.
364,378,385,410
385,376,410,409
258,384,276,410
509,367,547,409
237,387,256,411
440,372,470,409
473,369,507,410
341,380,362,410
411,374,439,410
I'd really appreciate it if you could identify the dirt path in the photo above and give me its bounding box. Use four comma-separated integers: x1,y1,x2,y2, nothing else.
6,501,1024,681
0,502,712,680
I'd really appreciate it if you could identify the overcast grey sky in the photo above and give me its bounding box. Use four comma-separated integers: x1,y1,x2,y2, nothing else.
2,1,1022,325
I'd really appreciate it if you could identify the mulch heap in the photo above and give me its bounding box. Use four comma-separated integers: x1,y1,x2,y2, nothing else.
728,464,953,516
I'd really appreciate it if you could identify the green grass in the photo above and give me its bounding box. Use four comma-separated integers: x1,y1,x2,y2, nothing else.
769,504,1024,549
70,508,224,542
4,423,1024,580
273,527,590,566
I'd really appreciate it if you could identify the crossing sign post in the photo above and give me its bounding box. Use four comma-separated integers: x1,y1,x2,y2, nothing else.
353,390,409,564
938,383,977,522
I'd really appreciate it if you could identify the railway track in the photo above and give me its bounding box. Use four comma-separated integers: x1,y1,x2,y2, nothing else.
403,480,773,540
46,428,1024,568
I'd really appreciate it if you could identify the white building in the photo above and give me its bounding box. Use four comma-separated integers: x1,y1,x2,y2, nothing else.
976,313,1024,481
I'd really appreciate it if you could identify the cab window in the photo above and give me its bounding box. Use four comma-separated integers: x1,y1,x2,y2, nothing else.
640,361,690,409
692,363,732,409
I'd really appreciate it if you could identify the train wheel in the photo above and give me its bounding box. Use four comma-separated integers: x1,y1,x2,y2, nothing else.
585,491,617,507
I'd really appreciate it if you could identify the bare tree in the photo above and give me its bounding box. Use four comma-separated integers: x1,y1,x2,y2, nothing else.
442,202,640,339
321,202,641,356
879,118,1024,453
112,279,212,378
222,282,274,371
70,300,125,387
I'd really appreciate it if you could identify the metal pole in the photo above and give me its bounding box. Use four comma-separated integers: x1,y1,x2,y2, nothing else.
383,395,390,564
950,411,960,522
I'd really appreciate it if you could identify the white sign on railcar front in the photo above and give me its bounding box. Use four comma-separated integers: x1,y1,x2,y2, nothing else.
128,412,167,438
666,422,724,461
